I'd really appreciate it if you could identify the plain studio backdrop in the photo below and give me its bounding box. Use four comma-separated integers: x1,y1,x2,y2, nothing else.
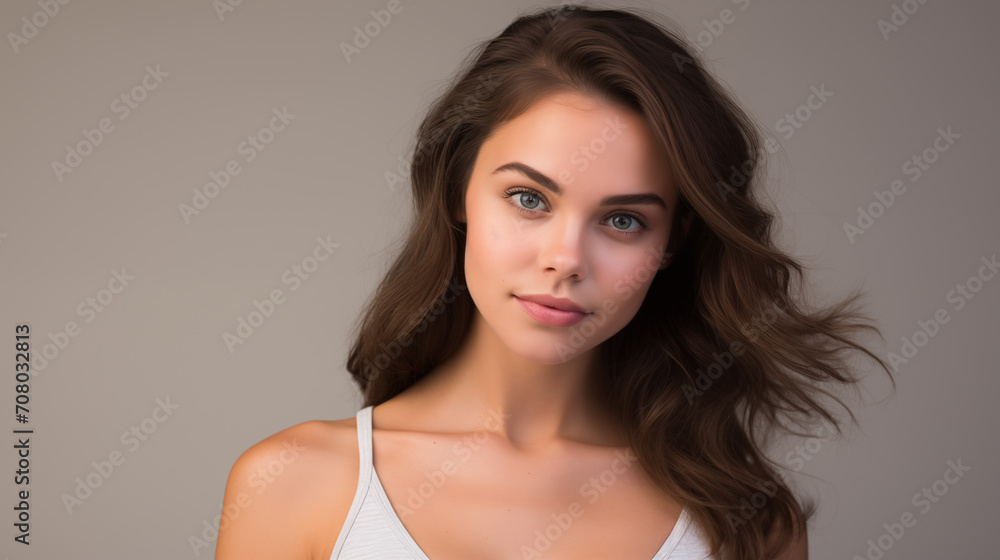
0,0,997,558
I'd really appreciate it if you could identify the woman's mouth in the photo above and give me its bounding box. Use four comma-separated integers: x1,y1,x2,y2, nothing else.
514,295,591,327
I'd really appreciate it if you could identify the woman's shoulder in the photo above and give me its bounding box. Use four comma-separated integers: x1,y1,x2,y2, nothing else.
230,416,361,489
237,415,359,465
215,415,363,559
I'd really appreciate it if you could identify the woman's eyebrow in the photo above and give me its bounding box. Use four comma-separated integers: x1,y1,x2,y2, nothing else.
491,161,667,209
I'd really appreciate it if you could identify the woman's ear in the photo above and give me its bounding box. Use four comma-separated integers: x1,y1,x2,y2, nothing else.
659,211,694,270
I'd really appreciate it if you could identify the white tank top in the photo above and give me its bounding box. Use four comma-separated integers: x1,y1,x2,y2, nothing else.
329,405,716,559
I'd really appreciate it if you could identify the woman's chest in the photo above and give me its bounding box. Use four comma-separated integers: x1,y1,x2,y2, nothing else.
371,431,685,560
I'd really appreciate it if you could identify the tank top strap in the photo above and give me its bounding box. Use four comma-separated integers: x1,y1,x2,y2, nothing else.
355,405,374,475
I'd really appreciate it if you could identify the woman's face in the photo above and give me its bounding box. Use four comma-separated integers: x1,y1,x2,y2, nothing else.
460,90,683,365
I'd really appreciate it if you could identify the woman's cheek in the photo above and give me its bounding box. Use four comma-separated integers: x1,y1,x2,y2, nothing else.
603,251,641,281
490,213,534,258
603,253,655,299
468,213,519,274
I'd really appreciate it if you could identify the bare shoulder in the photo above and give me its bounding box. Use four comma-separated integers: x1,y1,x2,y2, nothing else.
215,416,362,560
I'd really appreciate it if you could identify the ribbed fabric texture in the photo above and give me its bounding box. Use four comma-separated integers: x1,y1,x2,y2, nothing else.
329,405,716,560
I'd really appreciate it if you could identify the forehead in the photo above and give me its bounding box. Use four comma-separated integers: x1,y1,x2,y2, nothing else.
476,90,673,198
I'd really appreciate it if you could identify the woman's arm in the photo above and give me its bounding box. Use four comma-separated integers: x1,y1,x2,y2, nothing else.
214,422,348,560
214,432,312,559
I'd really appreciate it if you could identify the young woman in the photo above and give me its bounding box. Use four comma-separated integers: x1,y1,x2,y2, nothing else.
216,5,894,560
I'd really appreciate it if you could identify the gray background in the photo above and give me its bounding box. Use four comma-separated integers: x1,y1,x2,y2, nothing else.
1,0,997,558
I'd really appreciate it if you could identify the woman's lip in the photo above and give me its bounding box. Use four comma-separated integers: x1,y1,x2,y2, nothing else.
514,296,590,327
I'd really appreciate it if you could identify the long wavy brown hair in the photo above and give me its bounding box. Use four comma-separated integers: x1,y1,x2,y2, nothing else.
345,4,895,558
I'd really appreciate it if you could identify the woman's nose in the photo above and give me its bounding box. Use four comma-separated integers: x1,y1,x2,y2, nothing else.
539,216,588,280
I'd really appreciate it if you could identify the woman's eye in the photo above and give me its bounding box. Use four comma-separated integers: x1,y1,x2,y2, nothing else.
501,188,548,214
501,187,650,237
609,214,640,232
606,214,651,236
515,191,545,211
